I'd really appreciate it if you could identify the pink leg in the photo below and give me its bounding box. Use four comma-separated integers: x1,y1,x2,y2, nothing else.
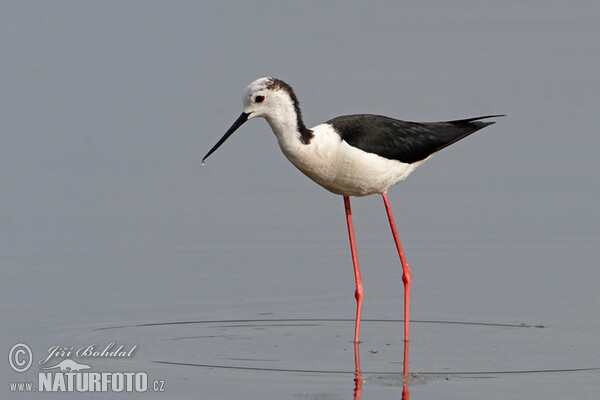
344,196,364,344
382,193,411,349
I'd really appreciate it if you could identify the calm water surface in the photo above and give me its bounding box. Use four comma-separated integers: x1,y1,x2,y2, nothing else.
2,1,599,399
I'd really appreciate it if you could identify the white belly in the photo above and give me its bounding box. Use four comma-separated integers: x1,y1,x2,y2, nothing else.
275,124,422,197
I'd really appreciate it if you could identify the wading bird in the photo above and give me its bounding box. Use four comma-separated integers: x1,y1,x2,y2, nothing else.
203,77,501,346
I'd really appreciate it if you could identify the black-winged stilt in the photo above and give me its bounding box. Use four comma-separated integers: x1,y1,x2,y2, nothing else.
203,77,501,346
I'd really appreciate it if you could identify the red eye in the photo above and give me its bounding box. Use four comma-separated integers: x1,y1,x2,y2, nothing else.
255,95,265,103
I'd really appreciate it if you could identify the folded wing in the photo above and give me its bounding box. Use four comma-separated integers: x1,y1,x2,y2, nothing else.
329,114,503,164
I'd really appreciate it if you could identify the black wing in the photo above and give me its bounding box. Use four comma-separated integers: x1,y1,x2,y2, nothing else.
328,114,503,164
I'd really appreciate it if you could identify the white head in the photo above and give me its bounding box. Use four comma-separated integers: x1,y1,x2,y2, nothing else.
203,77,311,162
241,77,292,120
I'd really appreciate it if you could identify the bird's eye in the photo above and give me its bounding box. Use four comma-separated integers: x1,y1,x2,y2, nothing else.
255,95,265,103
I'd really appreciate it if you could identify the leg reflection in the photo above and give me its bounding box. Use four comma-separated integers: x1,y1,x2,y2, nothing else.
353,341,362,400
352,336,410,399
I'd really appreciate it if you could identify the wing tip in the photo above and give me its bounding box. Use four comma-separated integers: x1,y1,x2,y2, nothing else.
448,114,506,124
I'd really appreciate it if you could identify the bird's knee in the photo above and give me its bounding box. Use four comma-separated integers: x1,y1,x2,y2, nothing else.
402,268,411,285
355,285,364,302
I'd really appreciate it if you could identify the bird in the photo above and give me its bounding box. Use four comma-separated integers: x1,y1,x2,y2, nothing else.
202,77,502,346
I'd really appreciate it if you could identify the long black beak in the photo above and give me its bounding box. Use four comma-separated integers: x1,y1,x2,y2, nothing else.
202,112,250,163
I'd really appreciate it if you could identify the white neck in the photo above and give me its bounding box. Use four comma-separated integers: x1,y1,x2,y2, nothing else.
264,101,304,151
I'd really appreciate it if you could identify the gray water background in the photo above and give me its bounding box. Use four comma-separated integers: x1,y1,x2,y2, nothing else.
2,1,599,398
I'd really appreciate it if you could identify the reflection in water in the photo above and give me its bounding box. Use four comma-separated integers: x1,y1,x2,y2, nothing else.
353,338,410,399
353,342,362,399
402,337,410,400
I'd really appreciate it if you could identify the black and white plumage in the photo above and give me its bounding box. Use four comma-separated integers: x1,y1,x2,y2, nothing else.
328,114,498,164
203,77,502,196
203,77,502,348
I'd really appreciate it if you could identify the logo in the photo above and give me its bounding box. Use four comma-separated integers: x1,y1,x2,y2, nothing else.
41,359,91,372
7,342,165,394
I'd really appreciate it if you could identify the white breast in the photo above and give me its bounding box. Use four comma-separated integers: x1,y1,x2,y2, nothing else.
274,123,421,197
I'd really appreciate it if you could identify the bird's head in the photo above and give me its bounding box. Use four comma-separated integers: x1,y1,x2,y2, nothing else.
202,77,299,163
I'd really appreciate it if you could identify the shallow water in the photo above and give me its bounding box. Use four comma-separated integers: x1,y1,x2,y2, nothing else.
2,1,600,399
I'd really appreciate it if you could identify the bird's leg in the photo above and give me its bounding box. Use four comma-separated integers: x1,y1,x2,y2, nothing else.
344,196,364,344
382,193,411,349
